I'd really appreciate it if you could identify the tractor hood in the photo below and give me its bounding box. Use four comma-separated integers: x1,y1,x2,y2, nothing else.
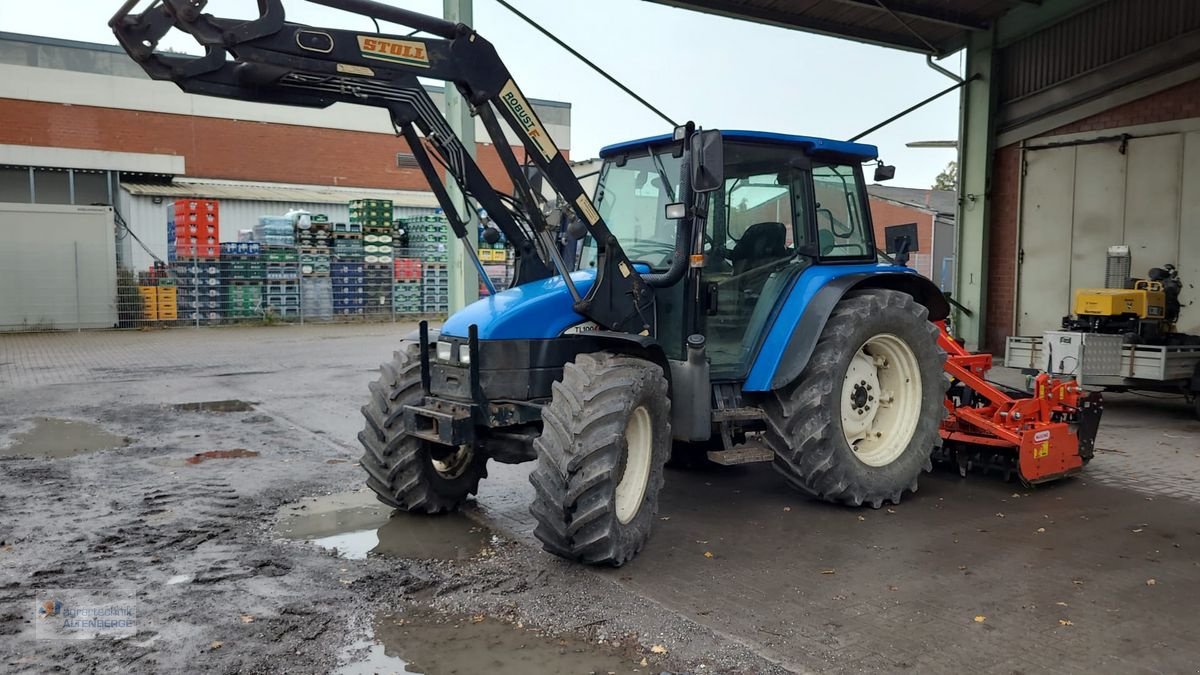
440,270,596,340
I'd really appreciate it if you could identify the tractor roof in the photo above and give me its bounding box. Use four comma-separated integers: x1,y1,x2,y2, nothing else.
599,130,878,162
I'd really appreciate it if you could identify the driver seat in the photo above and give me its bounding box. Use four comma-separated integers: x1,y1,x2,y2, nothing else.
729,221,788,277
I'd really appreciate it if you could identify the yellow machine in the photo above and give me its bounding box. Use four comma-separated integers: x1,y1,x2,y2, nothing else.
1063,247,1182,342
1074,281,1167,321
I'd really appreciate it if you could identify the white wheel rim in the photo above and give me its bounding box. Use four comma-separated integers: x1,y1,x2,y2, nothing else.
431,445,473,479
615,406,653,524
840,333,922,467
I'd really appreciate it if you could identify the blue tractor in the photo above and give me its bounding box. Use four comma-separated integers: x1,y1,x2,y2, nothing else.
113,0,949,566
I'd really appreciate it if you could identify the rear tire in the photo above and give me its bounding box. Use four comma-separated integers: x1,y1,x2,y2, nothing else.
763,289,946,507
529,352,671,566
358,341,487,513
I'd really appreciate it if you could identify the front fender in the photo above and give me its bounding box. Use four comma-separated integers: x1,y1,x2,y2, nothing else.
743,265,947,392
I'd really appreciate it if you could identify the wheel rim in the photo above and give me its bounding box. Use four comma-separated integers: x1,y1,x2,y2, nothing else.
840,333,922,467
431,444,473,479
615,406,653,524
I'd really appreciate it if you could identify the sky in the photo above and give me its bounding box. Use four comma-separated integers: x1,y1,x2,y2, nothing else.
2,0,963,188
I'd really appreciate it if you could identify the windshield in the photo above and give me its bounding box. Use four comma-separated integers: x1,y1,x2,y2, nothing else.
581,149,683,270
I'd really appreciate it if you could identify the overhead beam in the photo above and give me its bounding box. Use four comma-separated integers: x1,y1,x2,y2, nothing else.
648,0,936,54
829,0,989,31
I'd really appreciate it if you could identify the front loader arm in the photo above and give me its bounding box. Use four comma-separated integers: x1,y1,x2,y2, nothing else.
111,0,656,334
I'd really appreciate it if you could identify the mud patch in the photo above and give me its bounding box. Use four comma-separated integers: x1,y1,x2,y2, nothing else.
172,399,256,413
0,417,129,458
276,491,492,561
185,449,260,464
337,606,645,675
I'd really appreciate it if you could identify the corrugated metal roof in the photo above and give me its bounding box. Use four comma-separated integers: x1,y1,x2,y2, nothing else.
120,178,439,208
868,185,956,216
647,0,1036,54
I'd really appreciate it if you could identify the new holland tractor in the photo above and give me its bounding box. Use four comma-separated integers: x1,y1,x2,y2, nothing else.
113,0,953,566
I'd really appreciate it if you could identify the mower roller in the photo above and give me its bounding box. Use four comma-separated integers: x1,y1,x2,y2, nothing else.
936,321,1103,484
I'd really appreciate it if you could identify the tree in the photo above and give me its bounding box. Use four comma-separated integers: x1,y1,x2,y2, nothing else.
933,161,958,192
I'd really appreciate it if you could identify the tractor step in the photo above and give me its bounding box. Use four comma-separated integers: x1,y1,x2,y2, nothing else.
711,406,766,422
707,442,774,465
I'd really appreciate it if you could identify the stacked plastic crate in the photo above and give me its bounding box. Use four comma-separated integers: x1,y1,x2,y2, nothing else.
219,242,264,319
477,221,511,297
351,200,395,316
175,259,223,322
171,199,221,322
170,199,220,261
332,211,365,317
393,256,422,314
298,215,333,321
263,247,300,319
400,215,450,314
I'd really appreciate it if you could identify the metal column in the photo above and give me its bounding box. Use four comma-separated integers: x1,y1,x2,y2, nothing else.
444,0,480,313
954,29,998,351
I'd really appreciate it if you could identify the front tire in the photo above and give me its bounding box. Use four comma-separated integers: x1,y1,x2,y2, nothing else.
529,352,671,566
763,289,946,507
359,341,487,513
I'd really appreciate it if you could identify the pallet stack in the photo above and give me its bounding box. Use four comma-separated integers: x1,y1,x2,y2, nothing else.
332,222,364,258
402,215,449,263
175,259,223,322
263,247,300,318
294,214,332,320
137,284,178,322
393,257,422,315
253,216,295,247
423,261,449,313
350,200,394,317
170,199,220,260
220,242,265,319
332,260,366,316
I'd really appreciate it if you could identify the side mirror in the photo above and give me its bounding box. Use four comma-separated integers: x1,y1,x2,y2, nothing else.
874,163,896,182
690,129,724,193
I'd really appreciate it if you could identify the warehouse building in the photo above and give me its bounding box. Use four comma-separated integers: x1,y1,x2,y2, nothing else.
656,0,1200,348
0,31,571,272
867,185,956,291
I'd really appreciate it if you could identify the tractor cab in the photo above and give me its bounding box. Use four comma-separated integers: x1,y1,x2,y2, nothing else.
586,131,893,378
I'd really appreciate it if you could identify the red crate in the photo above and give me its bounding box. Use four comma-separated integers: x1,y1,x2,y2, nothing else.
174,198,219,215
394,257,422,280
176,224,218,238
176,244,220,259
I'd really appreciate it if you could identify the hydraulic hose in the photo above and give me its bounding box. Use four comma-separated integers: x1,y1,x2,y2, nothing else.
642,151,692,288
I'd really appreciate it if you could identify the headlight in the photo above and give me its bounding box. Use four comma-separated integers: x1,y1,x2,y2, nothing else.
458,344,471,365
436,340,453,362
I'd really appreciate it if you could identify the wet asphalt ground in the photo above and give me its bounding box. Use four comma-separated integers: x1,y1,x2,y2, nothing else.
1,324,1198,674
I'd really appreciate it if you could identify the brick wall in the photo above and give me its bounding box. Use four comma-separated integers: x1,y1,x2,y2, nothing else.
984,77,1200,351
985,145,1021,352
868,198,934,277
0,98,565,192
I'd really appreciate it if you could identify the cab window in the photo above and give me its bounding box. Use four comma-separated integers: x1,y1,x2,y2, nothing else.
812,164,872,259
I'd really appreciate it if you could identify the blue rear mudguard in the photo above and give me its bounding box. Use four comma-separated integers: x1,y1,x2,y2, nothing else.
741,263,948,392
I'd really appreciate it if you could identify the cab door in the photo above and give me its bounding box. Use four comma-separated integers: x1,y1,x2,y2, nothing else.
702,159,812,379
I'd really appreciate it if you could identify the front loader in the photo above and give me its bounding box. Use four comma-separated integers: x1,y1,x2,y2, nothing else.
116,0,999,566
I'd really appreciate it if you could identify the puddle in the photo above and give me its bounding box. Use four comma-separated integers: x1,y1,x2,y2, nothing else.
172,399,256,413
337,607,645,675
275,491,492,561
0,417,129,458
185,449,260,464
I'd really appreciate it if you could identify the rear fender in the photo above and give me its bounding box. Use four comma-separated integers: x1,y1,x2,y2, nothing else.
743,268,948,392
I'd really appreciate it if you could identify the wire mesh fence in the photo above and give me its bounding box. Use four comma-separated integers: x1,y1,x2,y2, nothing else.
1,201,516,332
110,246,514,329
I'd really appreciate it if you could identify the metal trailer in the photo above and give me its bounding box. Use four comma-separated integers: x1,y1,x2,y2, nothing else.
1005,331,1200,418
